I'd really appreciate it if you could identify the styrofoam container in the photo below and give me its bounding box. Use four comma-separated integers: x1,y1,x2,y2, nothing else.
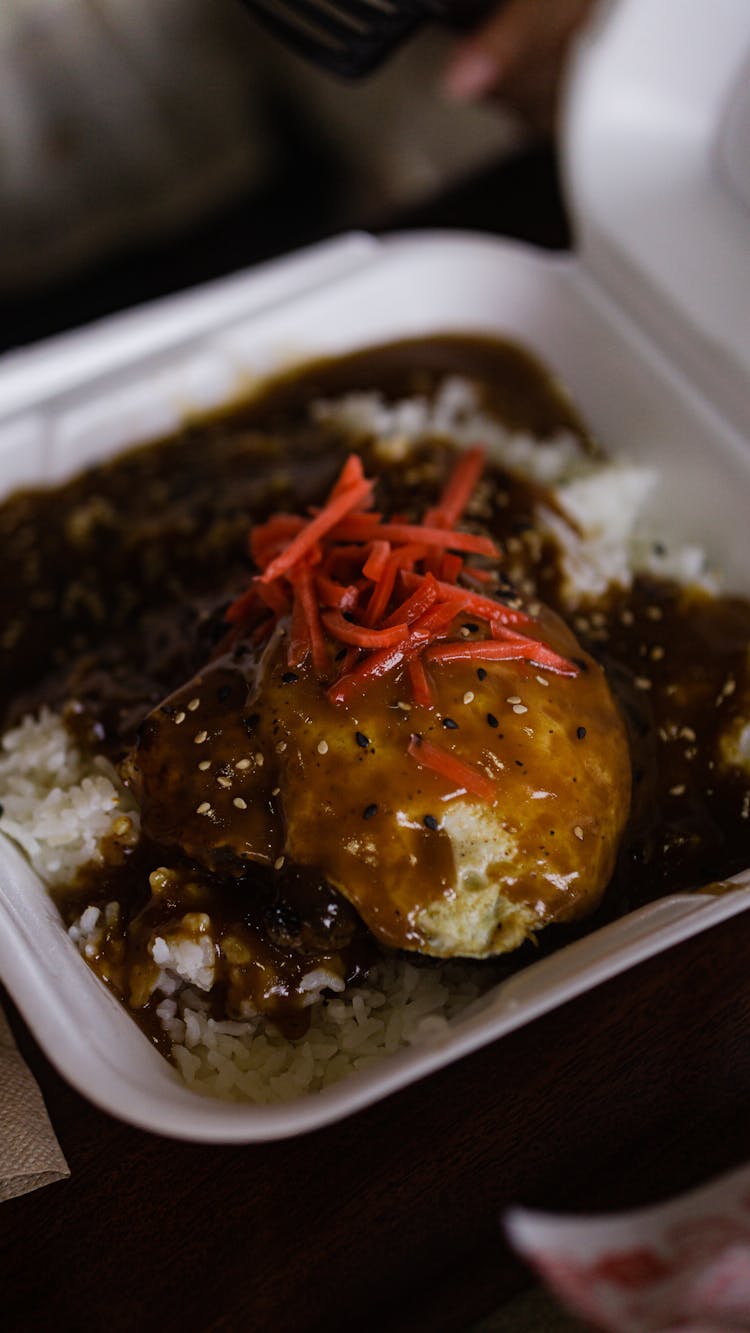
1,0,749,1141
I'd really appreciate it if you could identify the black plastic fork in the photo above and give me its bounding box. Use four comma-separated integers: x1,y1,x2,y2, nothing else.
237,0,464,78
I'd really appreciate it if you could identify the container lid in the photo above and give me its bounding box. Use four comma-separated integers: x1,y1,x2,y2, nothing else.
563,0,750,436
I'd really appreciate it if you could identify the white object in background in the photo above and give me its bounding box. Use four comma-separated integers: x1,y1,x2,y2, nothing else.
507,1161,750,1332
0,0,269,290
564,0,750,437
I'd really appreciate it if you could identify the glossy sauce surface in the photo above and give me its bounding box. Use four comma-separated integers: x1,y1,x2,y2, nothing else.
128,605,630,954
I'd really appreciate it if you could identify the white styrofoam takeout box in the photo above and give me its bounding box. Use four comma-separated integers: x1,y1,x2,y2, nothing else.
0,0,749,1141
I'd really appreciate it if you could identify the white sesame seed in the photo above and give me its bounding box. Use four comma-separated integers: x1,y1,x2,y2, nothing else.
236,759,251,770
187,697,200,711
271,786,281,796
255,752,264,766
194,730,208,744
634,677,652,691
506,696,521,705
174,711,186,725
198,760,211,771
217,776,231,788
463,691,475,705
669,784,686,797
274,856,285,871
397,700,411,711
620,610,634,627
233,797,248,810
680,727,697,742
574,826,584,841
646,605,663,621
276,741,287,754
650,645,665,662
459,626,471,638
535,675,549,687
196,802,211,815
317,740,329,755
513,704,528,715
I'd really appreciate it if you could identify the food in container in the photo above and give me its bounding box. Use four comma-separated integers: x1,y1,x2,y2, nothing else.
1,0,748,1140
1,327,749,1117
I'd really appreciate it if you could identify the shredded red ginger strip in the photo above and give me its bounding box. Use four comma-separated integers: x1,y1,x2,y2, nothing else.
407,734,496,804
362,539,391,580
400,571,533,629
260,474,374,583
328,598,469,704
407,655,433,708
321,610,408,649
314,571,359,610
426,638,578,677
330,513,498,558
289,562,328,674
365,543,426,627
250,514,306,567
424,446,486,528
329,452,366,498
381,571,439,628
225,449,579,796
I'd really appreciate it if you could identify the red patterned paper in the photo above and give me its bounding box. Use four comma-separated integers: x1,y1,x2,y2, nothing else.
505,1163,750,1331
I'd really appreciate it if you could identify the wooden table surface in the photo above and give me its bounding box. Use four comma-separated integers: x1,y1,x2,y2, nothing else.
2,147,750,1333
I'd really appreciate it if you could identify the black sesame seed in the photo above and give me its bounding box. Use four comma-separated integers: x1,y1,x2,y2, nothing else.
355,731,370,748
363,803,378,820
515,759,524,767
487,713,499,728
217,685,231,703
423,814,439,831
281,671,299,684
244,713,260,735
477,668,487,681
442,717,459,730
576,726,587,740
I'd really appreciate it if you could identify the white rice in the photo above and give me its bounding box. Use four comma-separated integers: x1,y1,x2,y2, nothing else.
0,380,721,1102
315,377,716,602
314,375,590,486
158,957,487,1104
0,706,139,885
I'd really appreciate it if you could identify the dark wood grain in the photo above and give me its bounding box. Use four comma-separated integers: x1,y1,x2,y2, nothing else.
2,146,749,1333
3,908,750,1333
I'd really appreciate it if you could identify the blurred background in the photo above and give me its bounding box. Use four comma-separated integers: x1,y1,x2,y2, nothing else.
0,0,569,353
